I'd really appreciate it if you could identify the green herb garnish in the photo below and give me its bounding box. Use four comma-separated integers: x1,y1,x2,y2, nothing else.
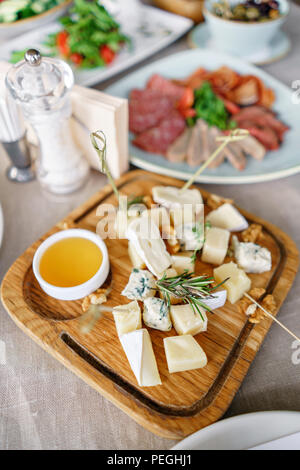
191,221,212,263
156,270,228,321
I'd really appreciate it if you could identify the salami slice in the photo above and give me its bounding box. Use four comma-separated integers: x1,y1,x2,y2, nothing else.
146,74,185,101
132,110,186,154
129,94,174,134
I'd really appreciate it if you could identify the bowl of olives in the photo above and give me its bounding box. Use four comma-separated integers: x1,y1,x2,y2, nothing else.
203,0,289,57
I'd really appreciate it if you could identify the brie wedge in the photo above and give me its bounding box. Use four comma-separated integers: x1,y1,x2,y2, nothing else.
152,186,203,210
200,289,227,311
164,335,207,373
206,203,248,232
232,235,272,273
120,329,162,387
141,206,170,229
201,226,230,265
122,269,156,301
214,261,251,304
126,217,172,278
128,241,146,269
143,297,172,331
113,300,141,337
170,304,207,336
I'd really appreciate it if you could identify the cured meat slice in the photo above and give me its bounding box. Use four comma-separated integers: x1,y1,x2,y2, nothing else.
236,135,266,161
224,144,247,171
146,74,185,101
186,120,208,167
166,128,192,163
207,127,225,168
238,122,279,150
132,110,186,154
129,96,174,134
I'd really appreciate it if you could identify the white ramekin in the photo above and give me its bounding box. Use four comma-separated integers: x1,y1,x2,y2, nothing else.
32,228,110,301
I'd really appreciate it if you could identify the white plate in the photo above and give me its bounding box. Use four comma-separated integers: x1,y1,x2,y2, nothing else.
107,48,300,185
0,203,3,249
188,23,291,66
0,3,193,87
172,411,300,450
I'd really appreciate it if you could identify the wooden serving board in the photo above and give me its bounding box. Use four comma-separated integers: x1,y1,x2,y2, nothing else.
1,170,299,439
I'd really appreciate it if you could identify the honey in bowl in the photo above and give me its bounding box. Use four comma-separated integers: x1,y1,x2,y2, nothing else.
39,237,103,288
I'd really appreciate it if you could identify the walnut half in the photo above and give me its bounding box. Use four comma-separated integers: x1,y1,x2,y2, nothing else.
241,223,263,243
82,288,108,313
238,288,276,324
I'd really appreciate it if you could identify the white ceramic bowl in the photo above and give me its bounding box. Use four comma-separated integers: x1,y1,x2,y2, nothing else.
0,1,72,41
203,0,289,57
32,228,110,301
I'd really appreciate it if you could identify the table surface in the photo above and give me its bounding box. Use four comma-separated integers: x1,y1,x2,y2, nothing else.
1,1,300,451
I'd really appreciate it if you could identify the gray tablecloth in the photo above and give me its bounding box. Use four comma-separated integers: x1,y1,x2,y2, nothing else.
1,2,300,451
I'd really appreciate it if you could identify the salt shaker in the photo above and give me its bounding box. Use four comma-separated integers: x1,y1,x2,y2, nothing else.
6,49,89,194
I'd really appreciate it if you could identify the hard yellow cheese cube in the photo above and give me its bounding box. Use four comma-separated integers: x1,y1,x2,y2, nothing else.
201,226,230,265
170,304,207,336
214,261,251,304
112,300,142,337
164,335,207,373
171,252,195,274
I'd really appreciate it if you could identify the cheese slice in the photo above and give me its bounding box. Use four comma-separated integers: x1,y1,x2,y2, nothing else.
206,203,248,232
164,335,207,373
170,304,207,336
142,206,170,229
214,261,251,304
113,300,142,337
128,241,146,269
126,217,172,278
120,329,162,387
152,186,203,209
200,289,227,311
201,226,230,265
172,252,195,275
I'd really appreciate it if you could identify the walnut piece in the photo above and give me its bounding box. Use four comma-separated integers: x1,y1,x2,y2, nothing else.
82,288,107,313
206,193,233,210
241,223,263,243
142,195,154,209
238,288,276,324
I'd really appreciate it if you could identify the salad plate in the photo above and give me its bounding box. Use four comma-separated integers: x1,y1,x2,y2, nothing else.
172,411,300,450
0,3,193,87
107,49,300,184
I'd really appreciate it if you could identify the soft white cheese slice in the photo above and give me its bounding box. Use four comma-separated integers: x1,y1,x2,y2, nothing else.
232,235,272,273
170,304,207,336
122,269,156,301
164,335,207,373
141,206,170,229
152,186,203,210
172,252,195,275
120,329,162,387
126,217,172,278
113,300,142,337
128,241,146,269
200,289,227,311
206,203,248,232
201,226,230,265
214,261,251,304
143,297,172,332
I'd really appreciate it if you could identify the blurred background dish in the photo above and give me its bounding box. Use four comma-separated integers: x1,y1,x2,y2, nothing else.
153,0,205,22
0,202,3,250
203,0,289,58
0,0,72,41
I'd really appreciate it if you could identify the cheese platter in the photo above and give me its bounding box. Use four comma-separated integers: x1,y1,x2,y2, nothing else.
1,169,299,439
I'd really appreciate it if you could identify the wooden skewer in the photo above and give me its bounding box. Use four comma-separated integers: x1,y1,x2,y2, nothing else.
180,129,249,193
244,293,300,343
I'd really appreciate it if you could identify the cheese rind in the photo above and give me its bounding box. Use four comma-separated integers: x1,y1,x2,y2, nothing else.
214,261,251,304
143,297,172,332
201,226,230,265
122,269,156,301
126,217,172,278
120,329,162,387
172,252,195,275
206,203,248,232
113,300,141,337
164,335,207,373
201,290,227,311
170,304,207,336
232,235,272,273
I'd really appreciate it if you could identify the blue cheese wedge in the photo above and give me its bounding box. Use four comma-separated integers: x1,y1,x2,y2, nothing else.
201,226,230,265
232,235,272,273
206,203,248,232
120,329,162,387
164,335,207,373
143,297,172,332
113,300,142,337
170,304,207,336
122,269,156,301
126,217,172,278
214,261,251,304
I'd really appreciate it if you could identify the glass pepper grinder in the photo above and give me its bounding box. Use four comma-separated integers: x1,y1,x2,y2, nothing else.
6,49,89,194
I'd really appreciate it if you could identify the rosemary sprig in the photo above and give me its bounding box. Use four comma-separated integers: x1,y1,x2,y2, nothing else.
156,271,229,321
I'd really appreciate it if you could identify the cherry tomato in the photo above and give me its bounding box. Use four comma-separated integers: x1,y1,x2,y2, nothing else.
70,53,83,66
100,45,116,64
221,98,241,115
56,31,70,57
180,108,197,119
177,87,194,110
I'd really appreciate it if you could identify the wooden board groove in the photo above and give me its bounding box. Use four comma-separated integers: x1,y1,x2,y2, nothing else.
1,170,299,439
